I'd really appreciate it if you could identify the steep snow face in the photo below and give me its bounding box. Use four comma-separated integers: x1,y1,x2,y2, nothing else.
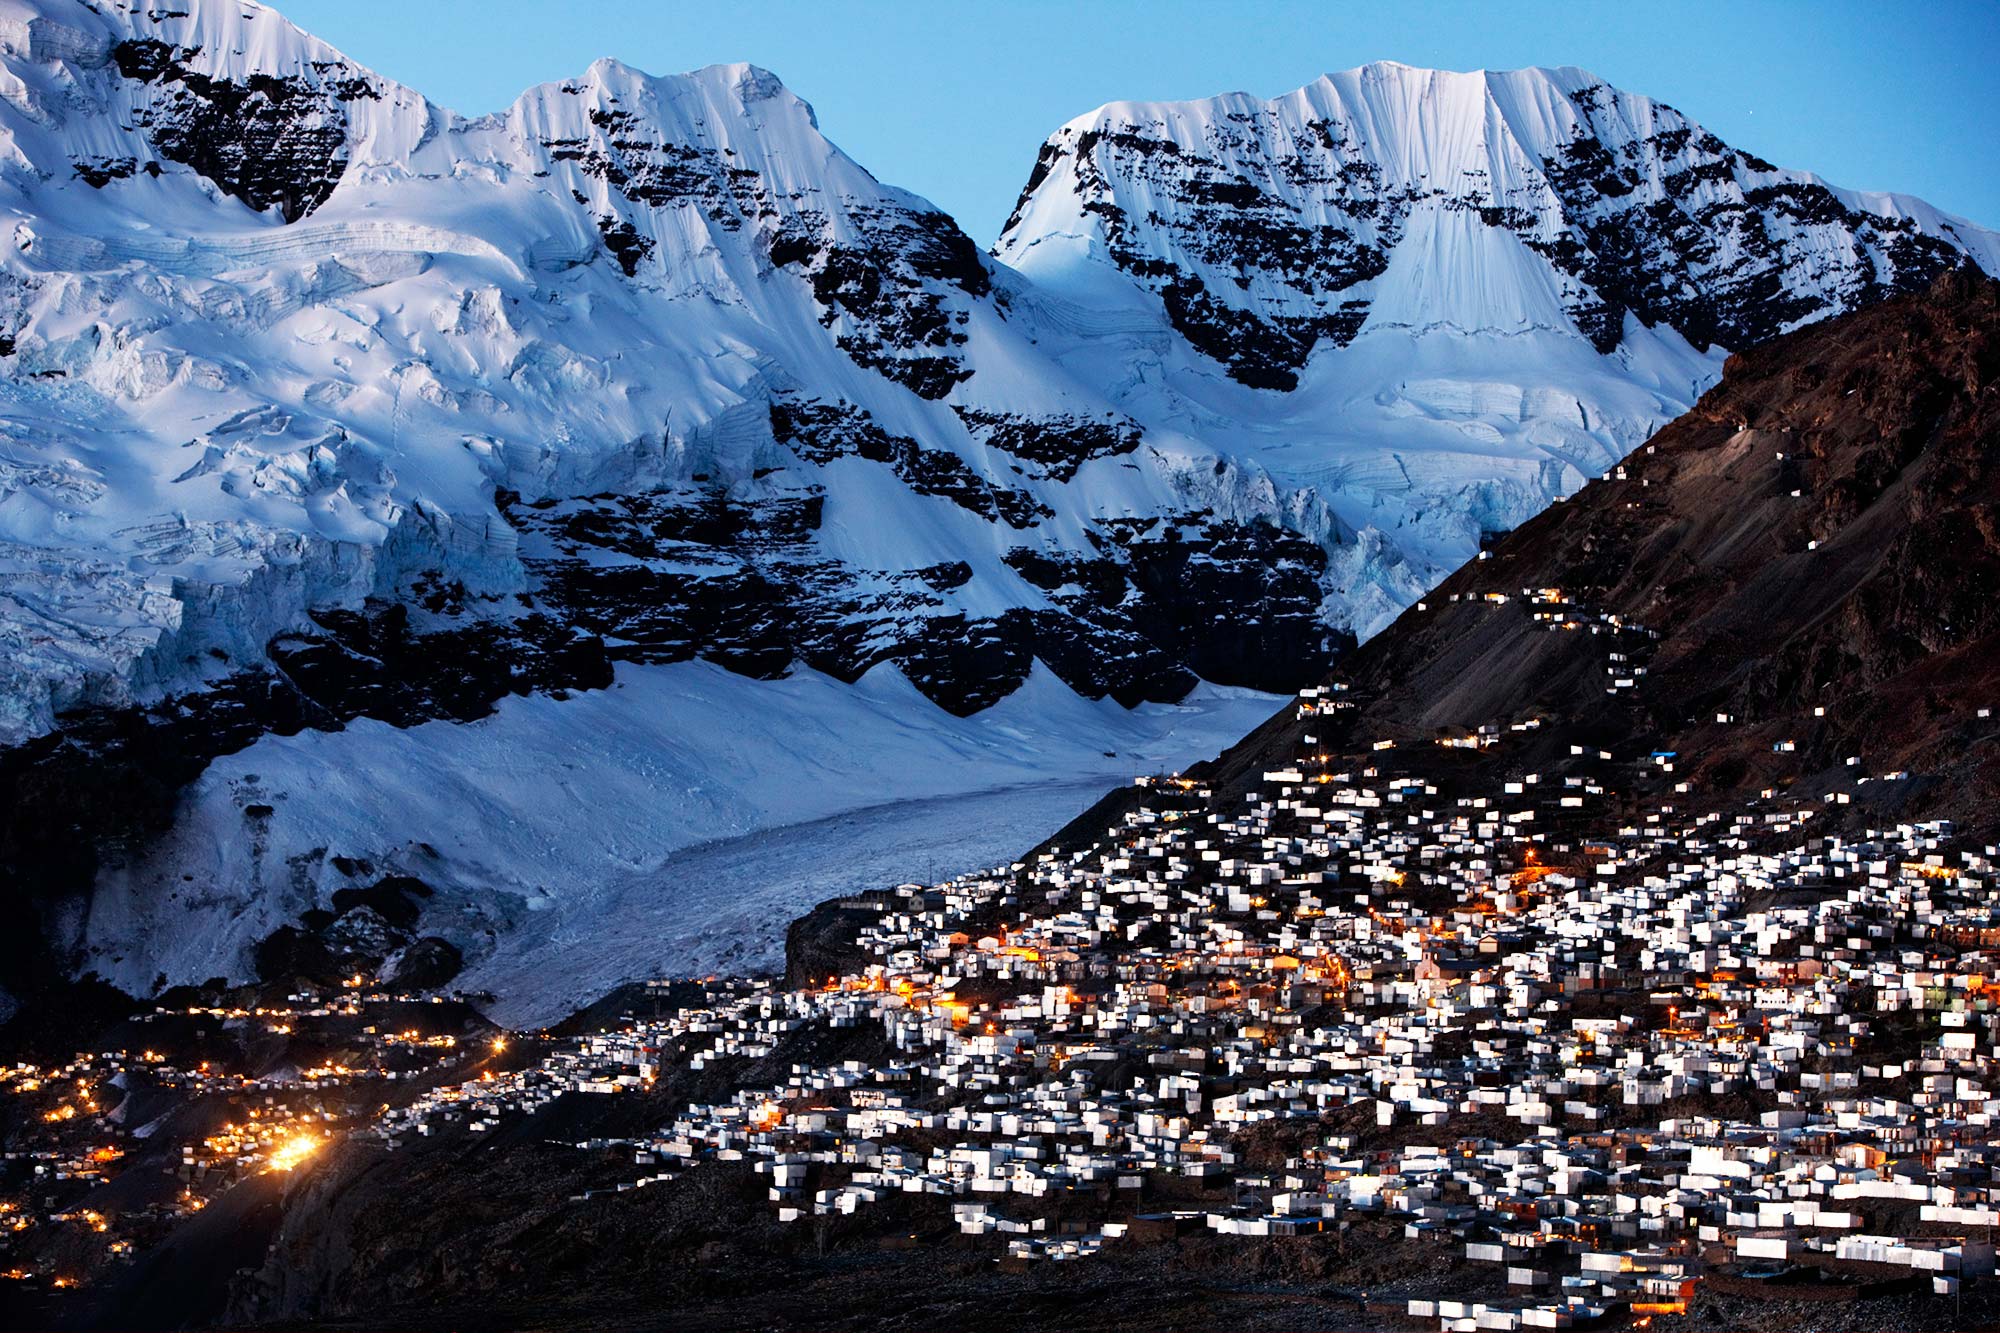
0,0,1341,751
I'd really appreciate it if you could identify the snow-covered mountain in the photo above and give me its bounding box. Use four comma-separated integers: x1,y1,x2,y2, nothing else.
0,0,1332,751
1000,63,1999,388
993,62,2000,626
0,0,1993,1011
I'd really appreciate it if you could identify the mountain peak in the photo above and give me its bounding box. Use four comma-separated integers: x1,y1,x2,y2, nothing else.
1329,58,1605,80
571,56,804,114
999,64,1997,389
505,54,827,157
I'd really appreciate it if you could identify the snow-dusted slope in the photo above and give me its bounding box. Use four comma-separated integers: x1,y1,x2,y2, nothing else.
1,3,1994,1011
78,660,1278,1023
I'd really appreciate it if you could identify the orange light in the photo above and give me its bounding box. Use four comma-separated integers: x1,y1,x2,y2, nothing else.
266,1132,321,1173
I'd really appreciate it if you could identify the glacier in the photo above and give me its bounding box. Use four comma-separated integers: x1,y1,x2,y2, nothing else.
75,660,1279,1024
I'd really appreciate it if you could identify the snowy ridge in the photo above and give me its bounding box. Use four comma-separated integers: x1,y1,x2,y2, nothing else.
0,0,1326,746
985,58,1997,631
1000,61,2000,372
2,15,1990,742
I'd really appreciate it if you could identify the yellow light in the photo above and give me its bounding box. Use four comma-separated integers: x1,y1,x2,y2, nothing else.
266,1132,322,1173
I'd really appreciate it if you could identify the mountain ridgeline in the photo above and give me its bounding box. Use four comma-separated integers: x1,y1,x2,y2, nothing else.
998,66,1989,389
1,5,1993,745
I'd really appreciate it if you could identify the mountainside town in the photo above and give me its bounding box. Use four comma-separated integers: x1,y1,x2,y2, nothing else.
10,654,2000,1329
2,1,1999,1329
372,667,2000,1330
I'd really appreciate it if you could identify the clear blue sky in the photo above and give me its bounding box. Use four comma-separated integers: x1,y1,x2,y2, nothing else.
276,0,2000,244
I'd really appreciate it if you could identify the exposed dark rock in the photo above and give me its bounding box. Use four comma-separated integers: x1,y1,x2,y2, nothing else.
953,408,1144,482
252,875,452,991
784,893,891,989
252,923,350,988
265,603,611,730
591,212,655,275
329,876,430,931
382,936,464,991
545,112,771,226
511,471,1334,718
766,206,990,398
71,155,140,187
110,38,366,221
771,399,1051,526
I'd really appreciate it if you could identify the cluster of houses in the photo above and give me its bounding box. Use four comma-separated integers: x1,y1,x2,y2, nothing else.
10,548,1997,1324
382,679,2000,1328
0,983,483,1291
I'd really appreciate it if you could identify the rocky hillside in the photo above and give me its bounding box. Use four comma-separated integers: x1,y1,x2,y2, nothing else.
1202,270,2000,835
